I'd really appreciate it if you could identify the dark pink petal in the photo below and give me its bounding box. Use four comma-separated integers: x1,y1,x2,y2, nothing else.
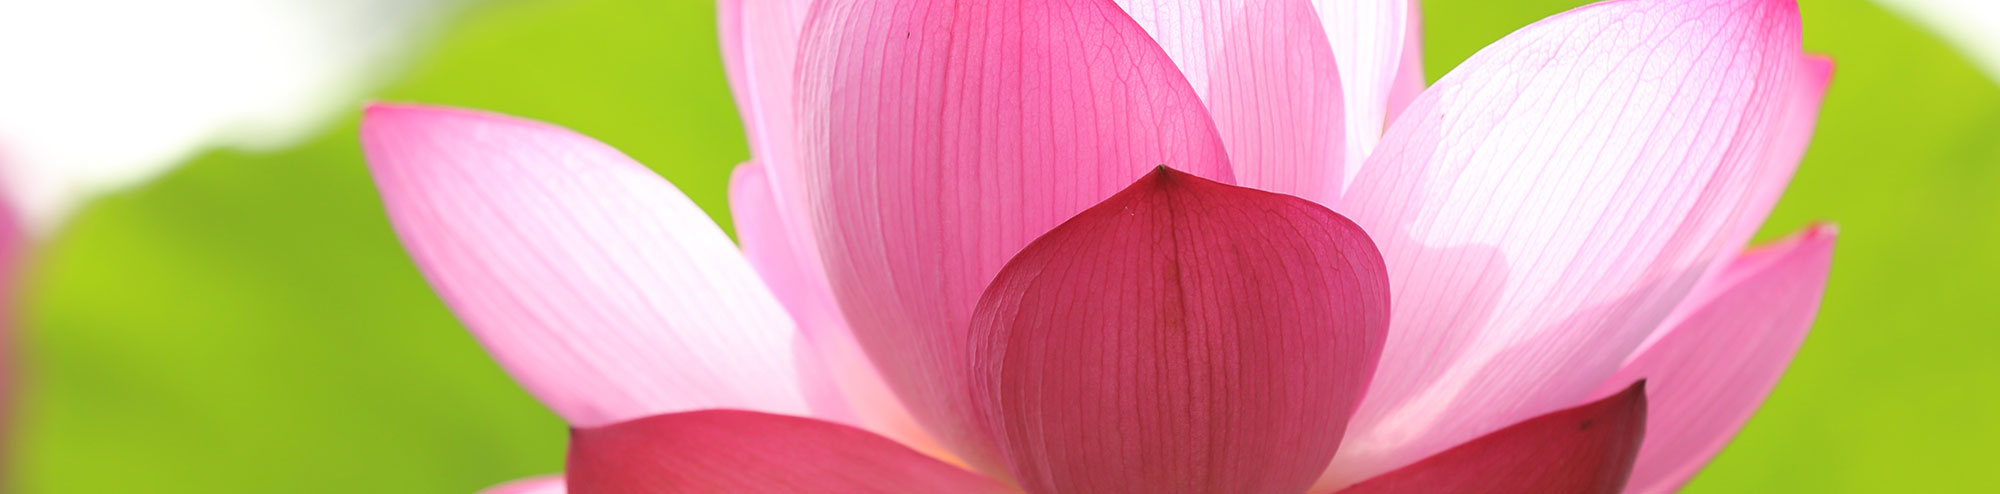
1115,0,1349,204
726,162,948,455
1312,0,1423,183
566,410,1010,494
795,0,1234,472
969,167,1390,493
360,104,811,426
1326,0,1805,484
1600,225,1836,493
1339,382,1649,494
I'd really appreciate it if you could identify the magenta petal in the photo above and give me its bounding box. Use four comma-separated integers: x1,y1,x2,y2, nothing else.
1601,225,1836,493
1339,382,1649,494
1328,0,1805,483
566,410,1009,494
360,104,810,426
1116,0,1348,204
796,0,1234,472
969,167,1390,493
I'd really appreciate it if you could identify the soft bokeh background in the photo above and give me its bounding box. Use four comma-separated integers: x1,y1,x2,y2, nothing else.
6,0,1994,492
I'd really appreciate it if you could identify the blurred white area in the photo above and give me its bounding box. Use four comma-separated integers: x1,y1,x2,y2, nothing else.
0,0,457,234
1880,0,2000,82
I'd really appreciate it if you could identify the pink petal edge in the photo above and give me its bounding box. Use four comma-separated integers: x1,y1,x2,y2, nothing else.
1600,224,1837,493
481,475,565,494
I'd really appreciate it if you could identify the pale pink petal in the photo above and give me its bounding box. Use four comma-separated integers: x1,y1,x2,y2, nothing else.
1381,0,1426,127
1598,225,1836,494
726,162,950,457
1324,0,1805,487
1114,0,1348,204
1337,382,1648,494
969,168,1390,493
715,0,812,161
796,0,1234,473
716,0,820,269
360,104,809,427
1314,0,1420,189
481,475,565,494
566,410,1010,493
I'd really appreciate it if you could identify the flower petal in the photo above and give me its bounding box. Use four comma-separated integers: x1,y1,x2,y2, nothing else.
1327,0,1804,485
969,167,1390,493
1313,0,1421,186
1338,382,1649,494
360,104,809,426
796,0,1234,472
1381,0,1426,127
1599,224,1835,493
726,162,950,457
481,476,565,494
566,410,1010,494
1114,0,1348,204
717,0,820,270
715,0,811,163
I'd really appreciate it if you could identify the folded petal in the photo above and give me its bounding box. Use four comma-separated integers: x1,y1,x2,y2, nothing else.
481,476,565,494
1327,0,1804,485
1115,0,1348,204
727,162,950,457
969,167,1390,493
1338,382,1649,494
1313,0,1421,187
566,410,1010,494
1599,225,1835,493
360,104,809,427
796,0,1234,472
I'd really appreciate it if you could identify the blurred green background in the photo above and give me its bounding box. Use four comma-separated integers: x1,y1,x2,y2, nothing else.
7,0,1995,492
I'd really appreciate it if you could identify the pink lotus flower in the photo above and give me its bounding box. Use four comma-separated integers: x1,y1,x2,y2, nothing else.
360,0,1837,492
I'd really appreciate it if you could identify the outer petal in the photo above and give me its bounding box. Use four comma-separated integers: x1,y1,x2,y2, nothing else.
1599,225,1836,493
796,0,1234,472
566,410,1010,494
481,476,565,494
1114,0,1348,204
726,162,948,457
1327,0,1804,486
969,168,1390,493
1314,0,1420,187
360,104,809,427
1338,382,1649,494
